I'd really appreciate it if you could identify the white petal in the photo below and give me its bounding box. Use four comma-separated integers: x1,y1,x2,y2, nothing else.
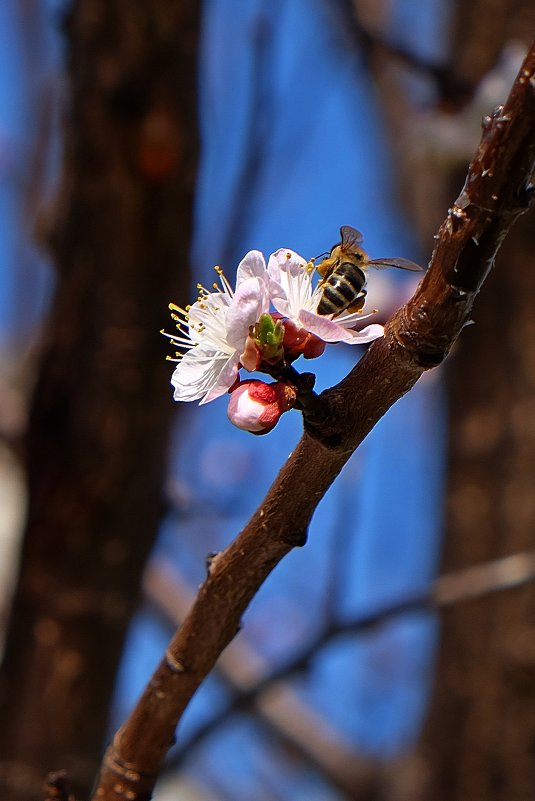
267,248,314,317
298,309,384,344
345,323,385,343
226,276,269,349
200,352,241,404
267,248,308,282
270,296,292,318
172,346,237,403
236,250,268,286
186,293,231,346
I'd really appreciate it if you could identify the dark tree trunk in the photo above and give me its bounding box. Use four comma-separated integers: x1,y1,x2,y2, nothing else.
416,4,535,798
420,203,535,801
449,0,535,84
0,3,199,799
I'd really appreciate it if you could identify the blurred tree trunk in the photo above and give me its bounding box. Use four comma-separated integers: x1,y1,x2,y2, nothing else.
355,2,535,797
0,3,199,800
418,4,535,799
419,205,535,801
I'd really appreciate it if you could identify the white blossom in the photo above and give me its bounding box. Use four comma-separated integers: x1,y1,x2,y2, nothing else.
166,242,385,408
267,248,384,344
166,251,270,404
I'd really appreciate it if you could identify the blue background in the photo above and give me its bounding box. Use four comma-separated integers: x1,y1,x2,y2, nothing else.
0,1,448,797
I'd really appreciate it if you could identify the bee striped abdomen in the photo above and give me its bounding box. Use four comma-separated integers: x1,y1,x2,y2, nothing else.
317,262,365,315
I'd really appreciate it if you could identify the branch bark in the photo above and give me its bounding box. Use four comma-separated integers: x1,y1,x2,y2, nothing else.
92,41,535,801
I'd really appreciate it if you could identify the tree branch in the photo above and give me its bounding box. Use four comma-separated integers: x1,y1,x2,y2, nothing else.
91,41,535,801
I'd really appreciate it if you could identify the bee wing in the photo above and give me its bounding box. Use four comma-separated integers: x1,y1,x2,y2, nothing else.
367,257,423,272
339,225,364,248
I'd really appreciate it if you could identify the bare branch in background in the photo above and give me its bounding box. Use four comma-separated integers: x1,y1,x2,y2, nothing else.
145,548,535,767
346,0,476,110
144,561,377,799
91,42,535,801
43,771,76,801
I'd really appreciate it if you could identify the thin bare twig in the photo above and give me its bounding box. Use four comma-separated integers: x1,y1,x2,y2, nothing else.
148,549,535,765
43,771,77,801
344,0,476,109
92,42,535,801
143,561,377,796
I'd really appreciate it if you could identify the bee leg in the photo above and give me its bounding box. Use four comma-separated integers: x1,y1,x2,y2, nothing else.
345,290,367,314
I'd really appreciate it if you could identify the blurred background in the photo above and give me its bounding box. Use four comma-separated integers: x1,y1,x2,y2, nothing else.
1,1,535,800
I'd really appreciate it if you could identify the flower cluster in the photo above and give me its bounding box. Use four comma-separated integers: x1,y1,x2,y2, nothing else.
164,247,384,433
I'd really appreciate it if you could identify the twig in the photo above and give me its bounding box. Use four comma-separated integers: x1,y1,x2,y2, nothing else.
91,41,535,801
143,561,377,796
345,0,476,109
44,771,76,801
151,549,535,764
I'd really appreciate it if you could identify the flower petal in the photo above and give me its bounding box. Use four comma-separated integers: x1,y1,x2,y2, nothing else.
226,276,269,349
344,322,385,343
236,250,268,286
267,248,308,283
172,345,239,403
297,309,384,344
267,248,315,317
200,352,241,404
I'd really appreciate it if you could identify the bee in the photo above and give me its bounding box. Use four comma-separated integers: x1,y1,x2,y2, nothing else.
316,225,423,316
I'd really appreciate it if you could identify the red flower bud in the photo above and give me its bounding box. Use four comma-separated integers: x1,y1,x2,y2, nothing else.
282,319,326,361
227,379,296,434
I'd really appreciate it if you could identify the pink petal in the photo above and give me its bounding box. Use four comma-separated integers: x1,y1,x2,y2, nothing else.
298,309,384,344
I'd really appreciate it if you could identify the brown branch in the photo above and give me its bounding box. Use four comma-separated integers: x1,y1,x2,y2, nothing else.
91,41,535,801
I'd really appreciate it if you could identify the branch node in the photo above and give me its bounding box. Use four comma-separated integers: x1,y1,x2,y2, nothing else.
205,551,220,575
44,771,76,801
518,183,535,208
388,306,450,369
164,648,186,674
279,527,309,548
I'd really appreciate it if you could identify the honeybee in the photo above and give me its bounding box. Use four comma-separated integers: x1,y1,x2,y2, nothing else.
316,225,422,316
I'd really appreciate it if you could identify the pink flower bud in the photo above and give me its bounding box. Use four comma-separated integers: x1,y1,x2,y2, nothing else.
227,379,296,434
282,319,326,361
